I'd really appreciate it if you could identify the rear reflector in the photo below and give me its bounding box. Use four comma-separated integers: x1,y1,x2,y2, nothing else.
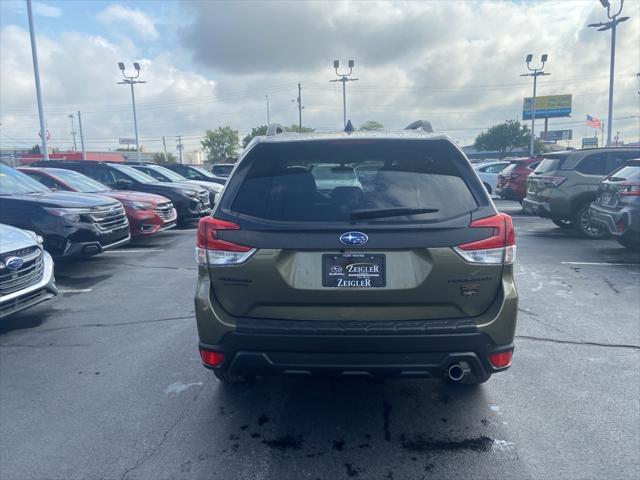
453,213,516,264
488,351,513,369
196,216,256,266
199,349,225,367
619,182,640,196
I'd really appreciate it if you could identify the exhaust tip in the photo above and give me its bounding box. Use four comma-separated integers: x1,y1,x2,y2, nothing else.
448,364,465,382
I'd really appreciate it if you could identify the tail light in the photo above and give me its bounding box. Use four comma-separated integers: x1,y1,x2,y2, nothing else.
196,217,256,266
199,348,225,367
454,213,516,264
488,350,513,369
539,176,567,188
618,182,640,196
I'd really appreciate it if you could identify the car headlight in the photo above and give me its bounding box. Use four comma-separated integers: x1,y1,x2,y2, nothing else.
127,201,154,211
24,229,44,245
213,192,220,204
43,207,92,222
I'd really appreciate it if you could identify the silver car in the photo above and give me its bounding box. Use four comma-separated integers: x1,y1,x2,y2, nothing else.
0,224,57,318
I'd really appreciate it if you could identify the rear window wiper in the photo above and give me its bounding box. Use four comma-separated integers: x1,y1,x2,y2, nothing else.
350,207,439,220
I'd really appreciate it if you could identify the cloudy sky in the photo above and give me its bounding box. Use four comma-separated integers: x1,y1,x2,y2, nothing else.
1,0,638,156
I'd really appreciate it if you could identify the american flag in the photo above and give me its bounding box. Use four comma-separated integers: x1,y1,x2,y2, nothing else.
586,114,602,130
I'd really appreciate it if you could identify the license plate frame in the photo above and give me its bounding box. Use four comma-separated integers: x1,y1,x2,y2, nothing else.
322,253,386,288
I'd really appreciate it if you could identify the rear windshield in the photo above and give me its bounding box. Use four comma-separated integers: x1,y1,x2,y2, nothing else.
534,154,567,174
609,164,640,182
230,140,478,224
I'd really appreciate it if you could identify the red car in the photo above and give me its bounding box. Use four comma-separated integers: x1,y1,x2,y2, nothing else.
18,167,177,237
496,157,542,203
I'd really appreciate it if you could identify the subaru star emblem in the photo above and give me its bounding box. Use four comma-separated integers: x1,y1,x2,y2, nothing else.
339,231,368,246
4,256,24,270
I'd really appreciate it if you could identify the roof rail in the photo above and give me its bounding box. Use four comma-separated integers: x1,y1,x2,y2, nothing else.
404,120,433,133
266,123,286,136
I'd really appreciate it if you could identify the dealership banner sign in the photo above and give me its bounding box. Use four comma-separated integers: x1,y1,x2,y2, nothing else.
523,94,572,120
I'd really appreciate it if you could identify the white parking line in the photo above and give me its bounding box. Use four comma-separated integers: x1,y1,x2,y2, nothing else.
58,288,93,293
561,261,640,267
103,249,166,254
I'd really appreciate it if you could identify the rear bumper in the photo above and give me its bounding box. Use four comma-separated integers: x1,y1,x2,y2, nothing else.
589,203,638,237
497,186,524,201
522,197,552,217
199,325,512,380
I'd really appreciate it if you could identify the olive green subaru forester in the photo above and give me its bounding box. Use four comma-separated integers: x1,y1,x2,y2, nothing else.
195,130,517,385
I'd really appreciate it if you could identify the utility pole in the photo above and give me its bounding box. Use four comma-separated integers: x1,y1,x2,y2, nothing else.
330,60,358,128
265,95,270,125
521,54,550,156
117,62,147,162
26,0,49,161
162,136,168,163
298,83,303,132
176,136,183,164
588,0,628,146
68,114,77,151
77,110,86,160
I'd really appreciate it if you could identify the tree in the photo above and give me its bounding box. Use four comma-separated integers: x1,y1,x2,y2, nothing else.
30,144,40,154
284,124,314,133
474,120,539,158
242,125,268,148
359,120,384,131
152,152,176,164
201,127,240,163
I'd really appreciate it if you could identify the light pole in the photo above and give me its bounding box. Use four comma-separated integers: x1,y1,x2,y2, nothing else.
26,0,49,160
68,114,77,151
521,54,550,156
265,95,270,125
118,62,147,162
588,0,629,146
330,60,358,128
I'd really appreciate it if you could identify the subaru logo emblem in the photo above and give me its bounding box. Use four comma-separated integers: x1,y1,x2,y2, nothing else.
339,231,368,246
4,256,24,270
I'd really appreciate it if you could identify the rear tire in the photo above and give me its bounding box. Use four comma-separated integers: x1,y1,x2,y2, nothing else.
573,204,607,239
552,218,572,229
213,370,249,384
483,182,492,194
617,235,640,252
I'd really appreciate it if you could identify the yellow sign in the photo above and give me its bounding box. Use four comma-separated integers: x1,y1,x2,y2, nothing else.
523,94,572,119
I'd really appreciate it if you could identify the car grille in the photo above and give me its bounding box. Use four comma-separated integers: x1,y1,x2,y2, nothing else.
89,204,129,232
0,246,44,296
197,191,210,207
154,202,177,221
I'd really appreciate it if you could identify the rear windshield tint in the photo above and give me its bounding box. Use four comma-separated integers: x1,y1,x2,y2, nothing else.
609,165,640,182
534,155,567,174
229,140,478,224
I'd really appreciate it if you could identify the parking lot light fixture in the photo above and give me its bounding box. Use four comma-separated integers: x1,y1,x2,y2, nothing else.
520,54,550,156
588,0,627,146
330,59,359,128
117,62,147,163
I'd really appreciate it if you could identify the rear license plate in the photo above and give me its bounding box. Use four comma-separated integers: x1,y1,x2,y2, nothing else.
322,254,386,288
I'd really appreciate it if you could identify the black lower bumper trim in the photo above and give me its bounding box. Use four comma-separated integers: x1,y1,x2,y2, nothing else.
200,329,512,380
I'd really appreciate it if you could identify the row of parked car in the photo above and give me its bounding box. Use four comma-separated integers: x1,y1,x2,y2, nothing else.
0,161,234,319
474,147,640,251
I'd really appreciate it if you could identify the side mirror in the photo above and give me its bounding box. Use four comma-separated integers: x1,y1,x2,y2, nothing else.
115,179,133,190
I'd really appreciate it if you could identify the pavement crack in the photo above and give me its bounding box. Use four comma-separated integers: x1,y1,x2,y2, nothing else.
37,315,193,333
120,383,205,480
516,335,640,350
517,308,566,334
602,277,621,295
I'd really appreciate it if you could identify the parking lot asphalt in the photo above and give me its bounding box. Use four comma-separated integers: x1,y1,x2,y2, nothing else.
1,201,639,480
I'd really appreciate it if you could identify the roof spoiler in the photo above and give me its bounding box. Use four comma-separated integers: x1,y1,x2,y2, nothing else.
266,123,286,136
404,120,433,133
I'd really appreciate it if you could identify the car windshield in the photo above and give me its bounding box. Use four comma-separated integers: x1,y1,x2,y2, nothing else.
189,166,216,178
231,140,477,224
48,169,111,192
212,164,233,177
148,165,188,181
110,164,158,183
0,165,50,195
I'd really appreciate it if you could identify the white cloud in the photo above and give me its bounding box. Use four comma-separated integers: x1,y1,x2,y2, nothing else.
33,1,62,18
98,4,158,41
